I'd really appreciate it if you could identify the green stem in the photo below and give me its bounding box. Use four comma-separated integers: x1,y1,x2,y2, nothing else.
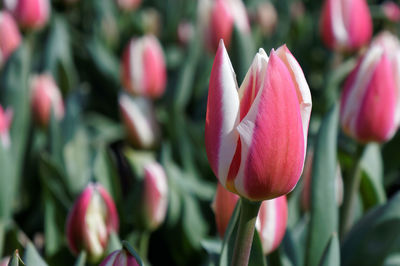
138,231,150,260
231,198,261,266
340,144,365,238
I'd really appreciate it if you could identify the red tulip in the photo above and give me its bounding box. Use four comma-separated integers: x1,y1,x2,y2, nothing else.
198,0,249,52
0,11,21,68
0,105,12,149
119,93,160,148
121,35,166,99
205,41,312,201
212,183,288,254
66,183,119,262
320,0,372,51
100,248,140,266
10,0,50,30
340,32,400,143
30,74,64,127
115,0,141,11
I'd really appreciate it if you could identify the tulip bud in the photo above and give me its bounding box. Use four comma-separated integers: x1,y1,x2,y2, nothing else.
320,0,372,51
177,21,194,46
382,1,400,22
121,35,167,98
212,183,287,254
340,32,400,143
0,106,12,149
198,0,250,52
119,93,160,148
255,2,278,36
115,0,141,11
301,150,344,211
205,41,312,201
100,248,140,266
66,183,119,262
0,256,9,266
0,11,21,68
30,74,64,128
141,162,168,231
10,0,50,30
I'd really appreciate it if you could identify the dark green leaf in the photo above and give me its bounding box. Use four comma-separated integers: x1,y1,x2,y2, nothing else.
318,234,340,266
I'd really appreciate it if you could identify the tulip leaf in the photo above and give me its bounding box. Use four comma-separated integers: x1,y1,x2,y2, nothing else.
74,251,86,266
0,141,15,221
306,104,339,266
384,254,400,266
201,238,222,265
341,192,400,266
318,234,340,266
24,242,47,266
122,241,144,266
106,232,122,255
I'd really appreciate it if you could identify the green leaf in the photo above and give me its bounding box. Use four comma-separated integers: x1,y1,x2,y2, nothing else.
0,141,16,221
24,242,47,266
318,234,340,266
106,232,122,255
122,241,143,266
230,27,255,82
74,251,86,266
201,238,221,265
306,104,339,266
341,192,400,266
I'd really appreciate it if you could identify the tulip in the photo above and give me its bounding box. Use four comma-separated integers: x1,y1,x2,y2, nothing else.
0,106,12,149
212,183,287,254
205,41,312,201
141,162,168,231
66,183,119,262
0,11,21,68
115,0,141,11
121,35,166,99
198,0,249,52
340,32,400,143
382,1,400,22
320,0,372,51
100,248,140,266
178,21,194,46
0,256,9,266
10,0,50,30
30,74,64,128
119,93,160,148
255,2,278,36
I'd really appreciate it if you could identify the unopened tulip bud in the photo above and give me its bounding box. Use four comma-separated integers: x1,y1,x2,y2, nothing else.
11,0,50,30
0,256,9,266
177,21,194,46
0,11,21,68
0,106,12,149
115,0,141,11
212,183,287,254
30,74,64,128
66,183,119,262
121,35,166,98
320,0,372,51
340,32,400,143
119,93,160,148
100,248,140,266
255,2,278,36
141,162,168,231
382,1,400,22
205,41,312,201
198,0,250,52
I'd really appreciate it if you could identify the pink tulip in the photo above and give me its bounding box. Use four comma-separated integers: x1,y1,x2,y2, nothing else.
198,0,249,52
320,0,372,51
66,183,119,262
10,0,50,30
212,183,287,254
205,41,312,201
0,11,21,68
382,1,400,22
0,256,10,266
121,35,166,99
0,106,12,149
100,248,140,266
340,32,400,143
30,74,64,128
142,162,168,231
119,93,160,148
115,0,141,11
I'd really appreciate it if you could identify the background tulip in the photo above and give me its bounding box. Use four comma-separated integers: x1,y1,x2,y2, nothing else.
205,41,312,201
0,106,12,149
11,0,50,30
320,0,372,51
115,0,141,11
119,93,160,148
100,248,140,266
340,32,400,143
66,183,119,262
382,1,400,22
30,74,64,128
0,11,21,68
198,0,249,52
121,35,166,99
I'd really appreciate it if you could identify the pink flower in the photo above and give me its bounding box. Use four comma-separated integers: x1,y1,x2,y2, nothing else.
0,11,21,68
205,41,312,201
121,35,167,99
100,248,140,266
30,74,64,127
66,183,119,262
382,1,400,22
340,32,400,143
0,106,12,148
115,0,141,11
10,0,50,30
142,162,168,231
198,0,249,52
212,183,287,254
320,0,372,51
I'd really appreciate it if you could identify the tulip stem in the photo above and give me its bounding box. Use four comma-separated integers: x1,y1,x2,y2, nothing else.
340,144,365,238
138,231,150,260
231,198,261,266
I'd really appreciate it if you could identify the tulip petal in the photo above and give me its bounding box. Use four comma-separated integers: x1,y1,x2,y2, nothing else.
346,0,372,49
205,40,240,186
